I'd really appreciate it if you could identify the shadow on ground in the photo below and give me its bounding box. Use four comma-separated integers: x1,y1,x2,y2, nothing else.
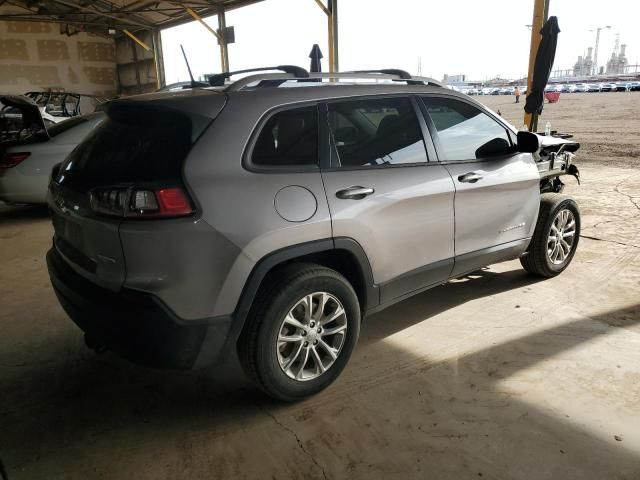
0,204,49,226
0,267,638,479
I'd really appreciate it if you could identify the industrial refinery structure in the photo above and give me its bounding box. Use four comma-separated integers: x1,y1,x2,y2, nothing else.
441,35,637,90
558,35,637,80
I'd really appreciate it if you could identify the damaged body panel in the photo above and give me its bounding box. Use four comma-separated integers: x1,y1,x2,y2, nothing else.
534,134,581,193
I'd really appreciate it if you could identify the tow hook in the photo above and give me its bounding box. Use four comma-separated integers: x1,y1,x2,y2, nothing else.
84,333,107,354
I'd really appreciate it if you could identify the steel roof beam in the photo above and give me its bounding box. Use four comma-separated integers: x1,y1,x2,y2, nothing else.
49,0,154,29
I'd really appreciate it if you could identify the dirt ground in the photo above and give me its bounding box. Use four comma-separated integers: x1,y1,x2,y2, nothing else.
1,92,639,480
481,91,640,168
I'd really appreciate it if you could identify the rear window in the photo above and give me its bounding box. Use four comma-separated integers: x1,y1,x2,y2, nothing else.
55,105,194,193
251,105,318,167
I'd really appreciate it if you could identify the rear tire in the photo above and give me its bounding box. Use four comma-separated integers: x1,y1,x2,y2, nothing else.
520,193,580,277
238,263,360,401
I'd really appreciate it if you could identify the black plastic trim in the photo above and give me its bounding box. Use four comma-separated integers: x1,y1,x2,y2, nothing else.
451,239,530,278
379,258,453,304
208,65,309,86
410,95,438,161
47,247,224,369
217,237,379,361
333,237,379,308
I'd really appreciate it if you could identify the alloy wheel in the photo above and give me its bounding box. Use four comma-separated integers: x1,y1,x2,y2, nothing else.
276,292,348,381
547,208,576,265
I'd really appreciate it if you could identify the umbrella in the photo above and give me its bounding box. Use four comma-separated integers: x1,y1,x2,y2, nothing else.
524,16,560,127
309,44,323,73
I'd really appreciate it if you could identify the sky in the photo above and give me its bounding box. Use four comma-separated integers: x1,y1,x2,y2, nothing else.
161,0,640,84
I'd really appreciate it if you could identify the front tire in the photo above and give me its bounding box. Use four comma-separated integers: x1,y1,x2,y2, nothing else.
238,263,360,401
520,193,580,277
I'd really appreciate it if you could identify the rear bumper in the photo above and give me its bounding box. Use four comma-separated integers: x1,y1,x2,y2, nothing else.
47,247,233,369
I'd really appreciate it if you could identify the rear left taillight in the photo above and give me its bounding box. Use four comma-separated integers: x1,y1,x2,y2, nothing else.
0,152,31,168
90,186,194,218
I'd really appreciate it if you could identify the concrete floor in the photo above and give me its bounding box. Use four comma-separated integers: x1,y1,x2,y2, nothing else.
1,94,639,479
1,165,638,480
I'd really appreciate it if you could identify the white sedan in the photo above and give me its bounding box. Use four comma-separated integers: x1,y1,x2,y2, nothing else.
0,112,104,205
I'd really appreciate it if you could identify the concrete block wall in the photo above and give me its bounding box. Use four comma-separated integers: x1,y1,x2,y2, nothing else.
0,21,117,97
115,30,159,95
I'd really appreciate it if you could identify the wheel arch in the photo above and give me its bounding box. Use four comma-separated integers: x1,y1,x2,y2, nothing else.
223,237,378,355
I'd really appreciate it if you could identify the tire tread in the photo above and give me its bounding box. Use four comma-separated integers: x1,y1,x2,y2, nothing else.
520,193,580,277
237,262,358,400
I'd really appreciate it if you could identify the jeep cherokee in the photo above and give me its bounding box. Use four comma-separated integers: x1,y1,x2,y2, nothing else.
46,67,581,401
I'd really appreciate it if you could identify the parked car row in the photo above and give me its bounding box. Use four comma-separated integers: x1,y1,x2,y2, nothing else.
458,81,640,97
462,87,522,96
544,82,640,93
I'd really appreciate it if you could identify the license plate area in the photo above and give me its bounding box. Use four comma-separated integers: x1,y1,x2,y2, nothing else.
52,212,84,251
49,184,126,291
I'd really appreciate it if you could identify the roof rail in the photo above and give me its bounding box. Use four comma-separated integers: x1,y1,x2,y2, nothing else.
224,71,445,91
350,69,412,79
206,65,309,86
348,69,443,86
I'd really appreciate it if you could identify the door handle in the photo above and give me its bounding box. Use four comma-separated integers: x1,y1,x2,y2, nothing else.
458,172,483,183
335,186,375,200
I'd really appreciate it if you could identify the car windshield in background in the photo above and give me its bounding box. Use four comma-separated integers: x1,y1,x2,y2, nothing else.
24,92,108,117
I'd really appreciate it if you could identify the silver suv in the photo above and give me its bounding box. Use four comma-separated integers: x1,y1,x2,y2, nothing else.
46,67,581,401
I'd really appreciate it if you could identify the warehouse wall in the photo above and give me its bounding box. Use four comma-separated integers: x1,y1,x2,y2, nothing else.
115,30,160,95
0,21,117,97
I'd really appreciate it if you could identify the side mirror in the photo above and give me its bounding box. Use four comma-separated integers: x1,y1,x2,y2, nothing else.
517,131,539,153
475,137,512,159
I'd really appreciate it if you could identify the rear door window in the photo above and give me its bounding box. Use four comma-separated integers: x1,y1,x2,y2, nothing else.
251,105,318,167
327,97,427,168
420,96,512,161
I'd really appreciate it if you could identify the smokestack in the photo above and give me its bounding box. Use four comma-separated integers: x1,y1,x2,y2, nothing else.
587,47,593,59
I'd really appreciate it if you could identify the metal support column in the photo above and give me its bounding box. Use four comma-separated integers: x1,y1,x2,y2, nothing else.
186,6,227,73
314,0,339,73
218,7,230,73
151,30,165,89
524,0,548,131
328,0,339,72
130,39,142,94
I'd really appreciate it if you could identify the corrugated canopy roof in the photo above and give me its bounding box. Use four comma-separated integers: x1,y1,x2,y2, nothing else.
0,0,264,35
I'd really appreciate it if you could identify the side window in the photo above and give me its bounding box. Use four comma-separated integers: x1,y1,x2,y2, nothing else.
422,97,512,161
327,97,427,168
251,105,318,167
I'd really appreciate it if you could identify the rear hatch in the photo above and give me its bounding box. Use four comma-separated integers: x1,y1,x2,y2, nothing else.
48,89,226,291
